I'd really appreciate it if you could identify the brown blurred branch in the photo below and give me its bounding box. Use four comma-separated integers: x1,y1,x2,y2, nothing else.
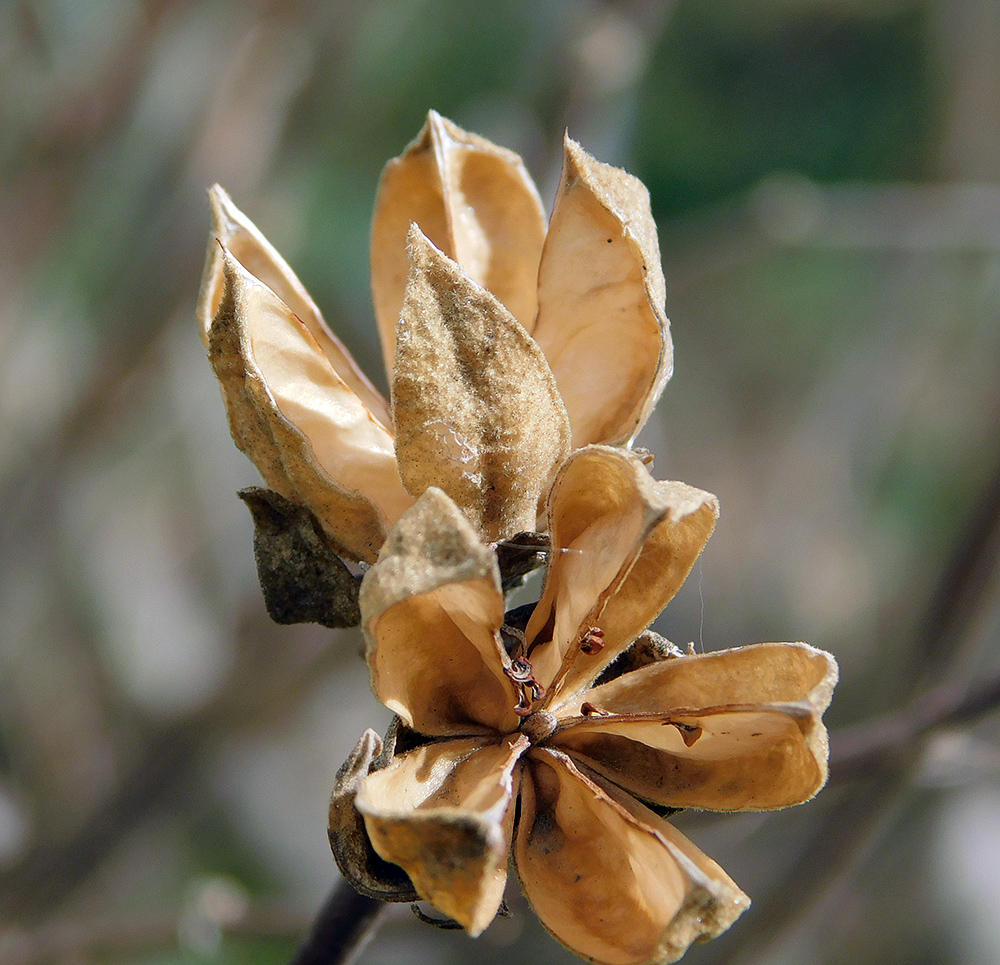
0,620,350,924
712,426,1000,965
829,670,1000,782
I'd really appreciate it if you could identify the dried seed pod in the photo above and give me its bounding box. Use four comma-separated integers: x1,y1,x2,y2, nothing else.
344,459,838,964
532,138,672,448
371,110,548,378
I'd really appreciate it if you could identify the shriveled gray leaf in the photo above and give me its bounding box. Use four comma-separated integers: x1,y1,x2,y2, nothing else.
238,487,361,628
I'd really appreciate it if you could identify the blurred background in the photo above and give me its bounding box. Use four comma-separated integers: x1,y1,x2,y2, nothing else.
2,0,1000,962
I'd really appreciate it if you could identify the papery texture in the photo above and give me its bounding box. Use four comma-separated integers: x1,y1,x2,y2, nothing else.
328,728,419,902
392,228,571,541
356,735,527,935
532,138,672,448
203,204,411,562
555,642,837,811
525,446,718,700
202,184,392,425
517,749,748,965
371,110,547,377
340,466,835,964
360,487,519,736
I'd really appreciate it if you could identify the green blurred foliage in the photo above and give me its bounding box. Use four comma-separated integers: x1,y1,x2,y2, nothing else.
635,0,933,216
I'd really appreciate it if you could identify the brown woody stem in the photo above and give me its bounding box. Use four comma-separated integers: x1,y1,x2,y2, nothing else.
289,879,387,965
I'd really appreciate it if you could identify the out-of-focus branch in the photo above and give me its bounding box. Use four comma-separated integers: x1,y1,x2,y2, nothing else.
0,899,312,965
0,623,349,924
830,670,1000,783
705,424,1000,965
910,441,1000,681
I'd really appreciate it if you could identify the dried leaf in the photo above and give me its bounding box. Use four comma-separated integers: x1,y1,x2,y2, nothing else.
392,228,570,542
532,137,672,448
238,487,360,628
371,111,547,379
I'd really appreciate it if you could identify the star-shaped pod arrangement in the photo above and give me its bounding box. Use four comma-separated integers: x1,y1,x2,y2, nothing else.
197,112,671,575
330,446,838,965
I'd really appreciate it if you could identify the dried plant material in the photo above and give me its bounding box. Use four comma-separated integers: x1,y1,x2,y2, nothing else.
328,728,419,902
360,487,518,737
524,447,718,701
370,113,673,453
203,116,677,582
495,531,550,592
355,734,527,935
595,629,684,685
201,195,412,564
238,487,360,627
334,448,838,965
517,749,747,965
533,138,672,447
371,110,547,378
200,185,391,425
393,228,571,542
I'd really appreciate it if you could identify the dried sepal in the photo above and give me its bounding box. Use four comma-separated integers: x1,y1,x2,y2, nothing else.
238,487,360,627
360,488,519,736
555,643,837,810
207,248,412,563
201,185,391,426
328,728,420,902
532,137,672,448
392,228,571,542
516,749,748,965
371,111,547,378
355,735,528,935
525,446,718,700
